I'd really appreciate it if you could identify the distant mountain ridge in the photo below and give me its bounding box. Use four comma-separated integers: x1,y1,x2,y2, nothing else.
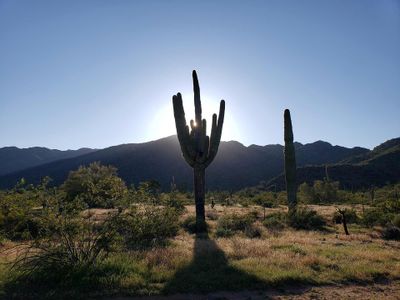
0,136,375,190
265,137,400,191
0,147,96,176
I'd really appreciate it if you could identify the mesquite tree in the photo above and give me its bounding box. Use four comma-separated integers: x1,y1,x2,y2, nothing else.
284,109,297,218
172,70,225,230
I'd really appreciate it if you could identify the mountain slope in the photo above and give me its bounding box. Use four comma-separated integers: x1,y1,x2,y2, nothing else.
266,138,400,190
0,147,96,176
0,136,369,190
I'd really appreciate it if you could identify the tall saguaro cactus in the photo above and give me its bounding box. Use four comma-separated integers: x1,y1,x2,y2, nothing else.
172,70,225,231
284,109,297,218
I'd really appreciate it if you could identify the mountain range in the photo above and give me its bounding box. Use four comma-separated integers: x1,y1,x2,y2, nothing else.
266,137,400,191
0,147,96,176
0,136,398,191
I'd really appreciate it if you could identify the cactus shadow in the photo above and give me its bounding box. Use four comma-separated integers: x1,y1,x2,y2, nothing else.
162,231,268,294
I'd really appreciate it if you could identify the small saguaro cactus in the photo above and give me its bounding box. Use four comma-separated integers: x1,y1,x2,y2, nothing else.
172,70,225,231
284,109,297,218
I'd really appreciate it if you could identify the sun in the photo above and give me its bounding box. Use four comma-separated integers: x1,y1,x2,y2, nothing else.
147,94,240,142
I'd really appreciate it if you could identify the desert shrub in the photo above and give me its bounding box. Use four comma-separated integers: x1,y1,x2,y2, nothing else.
0,179,57,240
135,180,161,205
244,224,262,238
381,224,400,240
165,196,185,213
361,208,394,227
262,211,287,230
63,162,127,208
0,207,41,240
11,210,121,276
252,192,277,208
288,208,326,230
215,213,256,237
215,225,233,237
7,210,122,299
118,206,179,249
332,208,359,224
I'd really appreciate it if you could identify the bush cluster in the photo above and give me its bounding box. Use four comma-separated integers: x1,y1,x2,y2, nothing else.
118,206,180,249
332,208,359,224
215,213,257,237
288,208,326,230
262,212,287,230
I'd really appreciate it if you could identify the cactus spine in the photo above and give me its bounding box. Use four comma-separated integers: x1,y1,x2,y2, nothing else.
172,70,225,231
284,109,297,218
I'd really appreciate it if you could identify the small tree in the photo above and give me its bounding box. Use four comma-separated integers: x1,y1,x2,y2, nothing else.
63,162,127,208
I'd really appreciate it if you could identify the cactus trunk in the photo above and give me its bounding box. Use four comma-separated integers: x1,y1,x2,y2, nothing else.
172,71,225,232
284,109,297,218
194,167,206,228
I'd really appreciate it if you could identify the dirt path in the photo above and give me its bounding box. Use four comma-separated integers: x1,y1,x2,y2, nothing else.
105,281,400,299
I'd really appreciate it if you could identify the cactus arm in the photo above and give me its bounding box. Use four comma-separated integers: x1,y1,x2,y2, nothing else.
205,100,225,167
200,119,207,154
197,119,209,164
192,70,202,126
172,93,195,166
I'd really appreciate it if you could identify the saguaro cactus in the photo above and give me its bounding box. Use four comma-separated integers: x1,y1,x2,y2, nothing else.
172,70,225,231
284,109,297,218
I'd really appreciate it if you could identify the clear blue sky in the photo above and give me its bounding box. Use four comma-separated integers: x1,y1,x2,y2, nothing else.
0,0,399,150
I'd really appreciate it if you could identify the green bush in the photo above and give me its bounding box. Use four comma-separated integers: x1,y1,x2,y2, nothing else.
215,213,256,237
252,192,277,208
288,208,326,230
118,206,179,249
332,208,359,224
0,208,41,240
166,196,185,212
215,226,233,237
63,162,128,208
262,212,287,230
0,184,52,240
362,208,394,227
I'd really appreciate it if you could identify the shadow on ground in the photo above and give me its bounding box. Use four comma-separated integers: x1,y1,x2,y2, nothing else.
162,230,305,295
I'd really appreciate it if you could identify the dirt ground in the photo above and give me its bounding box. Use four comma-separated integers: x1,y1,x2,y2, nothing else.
106,280,400,299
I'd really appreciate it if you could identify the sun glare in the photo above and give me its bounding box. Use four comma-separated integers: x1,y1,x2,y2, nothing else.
147,94,241,143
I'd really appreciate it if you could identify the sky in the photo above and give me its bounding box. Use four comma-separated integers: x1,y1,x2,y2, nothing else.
0,0,399,150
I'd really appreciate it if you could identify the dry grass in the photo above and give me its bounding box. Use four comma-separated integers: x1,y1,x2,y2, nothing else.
135,204,400,292
1,204,399,298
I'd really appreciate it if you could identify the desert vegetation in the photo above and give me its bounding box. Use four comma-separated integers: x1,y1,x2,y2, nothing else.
0,161,399,299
